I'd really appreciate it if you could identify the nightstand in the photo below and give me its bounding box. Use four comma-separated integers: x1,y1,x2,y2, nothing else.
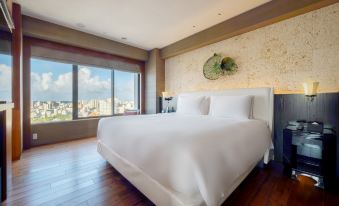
283,121,336,189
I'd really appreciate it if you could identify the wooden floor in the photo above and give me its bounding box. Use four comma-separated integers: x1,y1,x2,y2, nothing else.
3,137,339,206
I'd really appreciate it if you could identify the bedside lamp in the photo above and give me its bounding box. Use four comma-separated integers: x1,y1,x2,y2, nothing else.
302,81,319,102
162,92,173,113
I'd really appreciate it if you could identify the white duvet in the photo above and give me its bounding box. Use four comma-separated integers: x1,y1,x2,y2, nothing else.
97,114,271,206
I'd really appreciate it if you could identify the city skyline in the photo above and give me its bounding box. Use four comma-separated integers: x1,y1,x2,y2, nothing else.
31,58,137,102
31,97,137,123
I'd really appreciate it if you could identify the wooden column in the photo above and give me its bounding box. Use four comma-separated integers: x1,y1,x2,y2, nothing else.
145,49,165,114
11,3,22,160
140,63,146,114
22,38,31,150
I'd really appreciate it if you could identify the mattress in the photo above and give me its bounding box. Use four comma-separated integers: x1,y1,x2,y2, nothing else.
97,114,271,206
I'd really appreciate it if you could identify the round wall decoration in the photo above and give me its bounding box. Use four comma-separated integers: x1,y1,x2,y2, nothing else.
203,53,238,80
221,56,238,75
203,53,223,80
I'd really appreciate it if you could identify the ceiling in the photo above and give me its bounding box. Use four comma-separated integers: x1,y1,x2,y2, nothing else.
14,0,270,50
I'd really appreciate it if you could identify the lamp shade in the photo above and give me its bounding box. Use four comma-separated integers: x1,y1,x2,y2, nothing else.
162,92,169,98
302,82,319,96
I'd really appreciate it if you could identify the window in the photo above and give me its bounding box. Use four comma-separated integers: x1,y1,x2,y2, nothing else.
30,58,140,123
114,70,139,114
0,32,12,102
0,53,12,102
31,58,73,123
78,66,112,118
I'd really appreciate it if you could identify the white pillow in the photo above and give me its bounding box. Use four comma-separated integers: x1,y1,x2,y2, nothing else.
209,95,253,119
176,95,209,115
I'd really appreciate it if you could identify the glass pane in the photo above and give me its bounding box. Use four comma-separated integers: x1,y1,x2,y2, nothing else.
0,53,12,102
0,32,12,102
78,66,112,117
31,58,73,123
114,70,139,114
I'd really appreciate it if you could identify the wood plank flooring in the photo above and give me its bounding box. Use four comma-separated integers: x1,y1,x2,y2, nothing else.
3,137,339,206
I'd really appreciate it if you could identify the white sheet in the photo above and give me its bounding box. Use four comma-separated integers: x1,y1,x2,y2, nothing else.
97,114,271,206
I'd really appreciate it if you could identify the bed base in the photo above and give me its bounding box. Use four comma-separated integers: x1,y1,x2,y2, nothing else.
98,141,264,206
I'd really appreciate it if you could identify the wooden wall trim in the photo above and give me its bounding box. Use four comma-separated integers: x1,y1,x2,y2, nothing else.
26,36,144,67
22,15,149,61
11,3,21,160
160,0,339,59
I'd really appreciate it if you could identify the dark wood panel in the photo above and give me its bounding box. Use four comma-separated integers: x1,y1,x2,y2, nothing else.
274,93,339,176
22,37,31,150
161,0,339,59
11,3,22,161
3,138,339,205
0,104,13,201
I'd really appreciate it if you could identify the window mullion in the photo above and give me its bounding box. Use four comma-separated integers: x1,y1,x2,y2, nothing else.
137,74,140,111
72,65,79,119
111,70,115,115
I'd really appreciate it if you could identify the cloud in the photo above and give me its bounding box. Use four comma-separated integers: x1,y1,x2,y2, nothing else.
1,62,136,102
0,64,11,101
78,67,111,92
31,67,112,101
78,67,111,100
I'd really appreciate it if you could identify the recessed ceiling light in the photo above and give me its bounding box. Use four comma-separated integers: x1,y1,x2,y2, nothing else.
76,23,85,28
121,37,127,40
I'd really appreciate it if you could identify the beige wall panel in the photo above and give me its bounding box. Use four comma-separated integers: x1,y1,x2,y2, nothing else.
22,16,148,61
145,49,165,113
31,119,99,146
165,4,339,95
145,49,157,114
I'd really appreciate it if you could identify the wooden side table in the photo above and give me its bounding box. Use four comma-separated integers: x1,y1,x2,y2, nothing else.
283,121,337,190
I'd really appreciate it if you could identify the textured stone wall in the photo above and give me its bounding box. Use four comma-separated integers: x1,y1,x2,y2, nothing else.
165,3,339,95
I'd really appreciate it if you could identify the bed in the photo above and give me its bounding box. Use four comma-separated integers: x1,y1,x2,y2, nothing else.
97,87,274,206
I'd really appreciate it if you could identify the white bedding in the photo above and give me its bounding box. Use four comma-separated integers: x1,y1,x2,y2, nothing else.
97,113,271,206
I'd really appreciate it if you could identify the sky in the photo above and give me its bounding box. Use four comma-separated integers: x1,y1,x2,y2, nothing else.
0,55,136,102
31,58,136,101
0,54,11,101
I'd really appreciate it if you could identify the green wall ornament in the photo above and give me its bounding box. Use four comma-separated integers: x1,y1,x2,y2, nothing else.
203,53,238,80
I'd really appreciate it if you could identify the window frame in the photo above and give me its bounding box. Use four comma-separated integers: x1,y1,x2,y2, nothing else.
75,66,141,119
23,36,145,149
0,53,12,102
0,31,12,102
29,58,141,123
30,57,74,123
113,70,141,115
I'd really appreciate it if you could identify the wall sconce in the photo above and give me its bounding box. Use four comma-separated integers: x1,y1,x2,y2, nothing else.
302,81,319,101
162,92,173,113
